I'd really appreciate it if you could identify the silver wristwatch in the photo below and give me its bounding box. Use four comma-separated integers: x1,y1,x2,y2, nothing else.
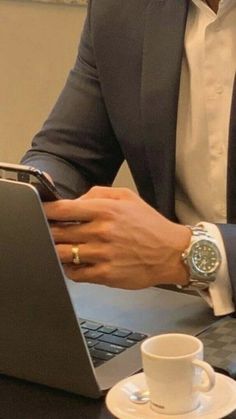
177,226,222,290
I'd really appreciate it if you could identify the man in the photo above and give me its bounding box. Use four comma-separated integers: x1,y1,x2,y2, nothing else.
22,0,236,316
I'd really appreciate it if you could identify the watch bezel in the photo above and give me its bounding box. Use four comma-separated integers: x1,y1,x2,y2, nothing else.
186,238,222,280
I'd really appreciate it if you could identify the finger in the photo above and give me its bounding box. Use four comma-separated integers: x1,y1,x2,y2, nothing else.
43,199,99,222
63,263,116,287
56,243,109,264
64,264,148,290
44,197,122,223
50,219,111,244
50,222,86,244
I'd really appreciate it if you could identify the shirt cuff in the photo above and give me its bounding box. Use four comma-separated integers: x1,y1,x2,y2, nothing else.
197,222,235,316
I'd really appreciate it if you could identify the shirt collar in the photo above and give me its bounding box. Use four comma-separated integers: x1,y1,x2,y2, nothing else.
191,0,235,15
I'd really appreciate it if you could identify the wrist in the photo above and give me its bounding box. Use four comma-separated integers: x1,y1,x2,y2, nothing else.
172,224,192,286
156,223,191,286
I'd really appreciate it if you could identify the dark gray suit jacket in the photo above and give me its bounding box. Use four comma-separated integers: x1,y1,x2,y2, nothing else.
22,0,236,305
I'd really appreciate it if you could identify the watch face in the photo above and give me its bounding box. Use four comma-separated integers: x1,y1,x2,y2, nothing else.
189,239,221,277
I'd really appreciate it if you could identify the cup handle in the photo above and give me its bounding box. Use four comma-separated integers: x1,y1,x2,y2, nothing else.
192,359,215,392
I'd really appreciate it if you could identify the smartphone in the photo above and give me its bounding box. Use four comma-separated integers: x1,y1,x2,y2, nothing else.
0,162,62,201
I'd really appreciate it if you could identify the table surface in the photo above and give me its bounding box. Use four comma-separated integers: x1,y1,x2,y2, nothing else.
0,374,112,419
0,373,236,419
1,284,235,418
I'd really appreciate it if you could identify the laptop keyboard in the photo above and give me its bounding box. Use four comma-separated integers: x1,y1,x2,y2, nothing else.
80,318,148,367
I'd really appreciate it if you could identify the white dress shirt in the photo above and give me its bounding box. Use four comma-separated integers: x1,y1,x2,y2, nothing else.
175,0,236,315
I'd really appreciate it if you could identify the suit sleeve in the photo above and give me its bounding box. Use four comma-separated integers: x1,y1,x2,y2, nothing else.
217,224,236,310
21,4,124,198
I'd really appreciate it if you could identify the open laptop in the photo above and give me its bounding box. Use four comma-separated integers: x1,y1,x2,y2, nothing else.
0,179,219,398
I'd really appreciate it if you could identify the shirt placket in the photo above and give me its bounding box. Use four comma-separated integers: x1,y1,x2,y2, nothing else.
203,13,228,222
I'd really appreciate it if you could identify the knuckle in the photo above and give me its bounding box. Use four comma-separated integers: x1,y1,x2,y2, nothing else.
105,211,116,222
56,244,67,259
119,187,134,198
98,205,117,221
98,264,111,282
93,244,111,261
122,187,132,195
97,222,113,242
104,246,115,261
89,186,102,195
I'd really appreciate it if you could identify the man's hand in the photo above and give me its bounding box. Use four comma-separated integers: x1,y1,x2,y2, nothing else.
43,187,191,289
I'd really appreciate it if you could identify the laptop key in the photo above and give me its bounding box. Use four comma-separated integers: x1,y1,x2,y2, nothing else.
113,329,132,338
80,318,147,366
85,330,103,339
128,332,147,341
82,321,102,331
92,358,104,368
90,348,115,361
86,339,99,348
99,334,136,348
95,342,125,354
98,326,117,334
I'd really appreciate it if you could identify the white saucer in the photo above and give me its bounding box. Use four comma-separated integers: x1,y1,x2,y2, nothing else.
106,372,236,419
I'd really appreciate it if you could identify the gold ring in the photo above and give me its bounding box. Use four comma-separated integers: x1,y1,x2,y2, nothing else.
71,245,80,265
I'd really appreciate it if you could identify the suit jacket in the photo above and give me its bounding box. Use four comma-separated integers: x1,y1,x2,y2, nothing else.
22,0,236,304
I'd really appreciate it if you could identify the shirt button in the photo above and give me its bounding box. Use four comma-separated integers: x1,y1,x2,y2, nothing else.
216,84,223,94
217,148,223,156
214,23,221,32
219,206,226,218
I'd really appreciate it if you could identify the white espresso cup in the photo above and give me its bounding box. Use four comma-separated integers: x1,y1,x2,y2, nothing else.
141,333,215,415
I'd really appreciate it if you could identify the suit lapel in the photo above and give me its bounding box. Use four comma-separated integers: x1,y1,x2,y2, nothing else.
141,0,189,219
227,75,236,223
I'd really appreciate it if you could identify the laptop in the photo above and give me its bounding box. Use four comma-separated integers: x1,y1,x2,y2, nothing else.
0,179,219,398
